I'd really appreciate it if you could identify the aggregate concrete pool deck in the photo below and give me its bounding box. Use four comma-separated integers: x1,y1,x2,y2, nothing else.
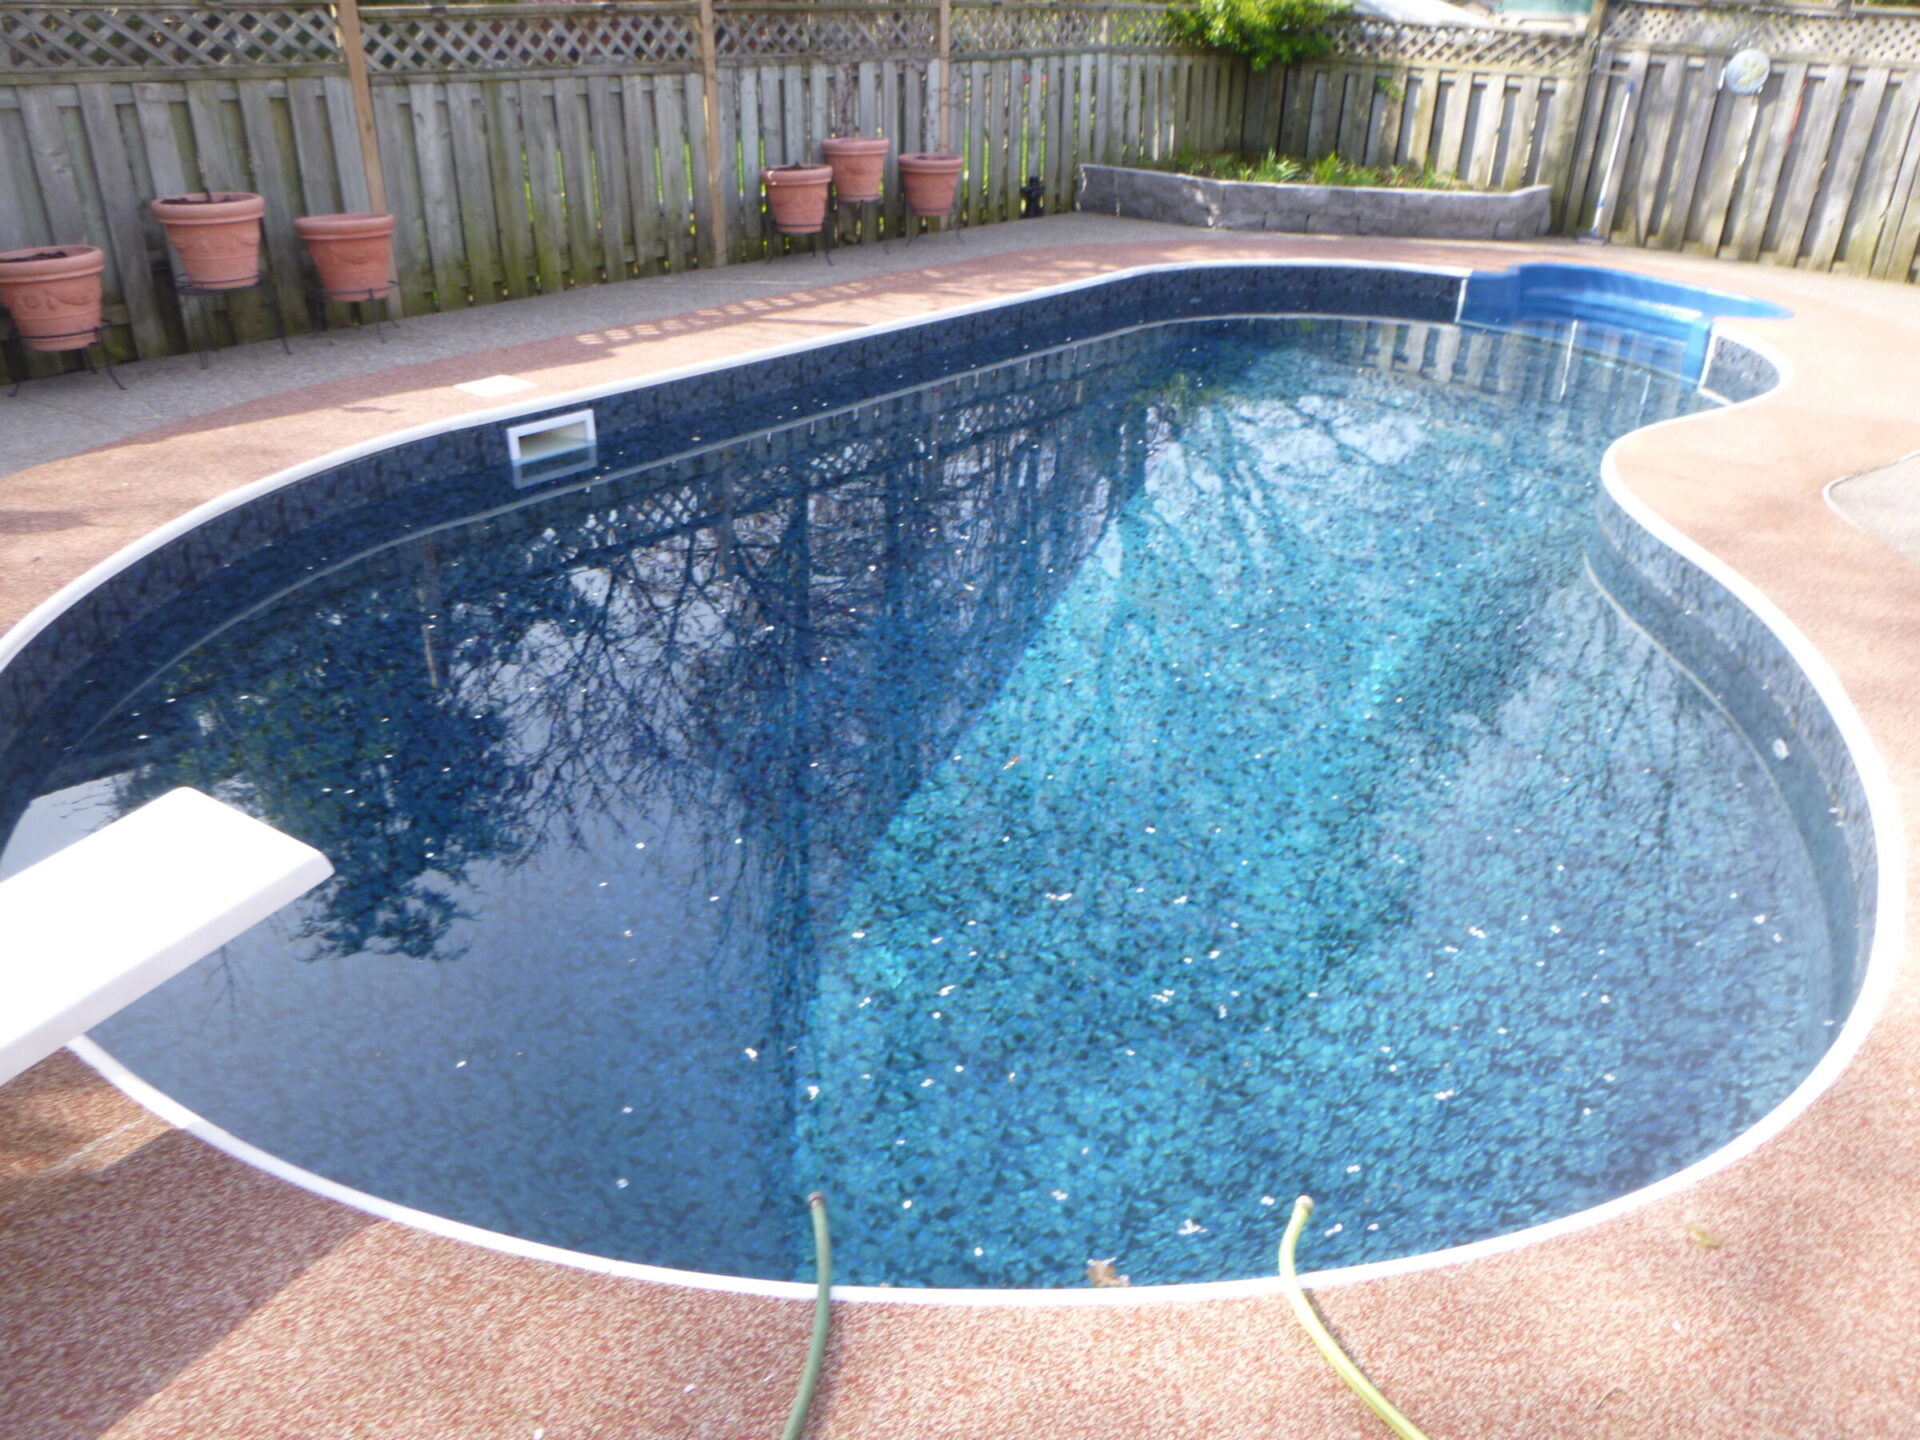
3,217,1918,1440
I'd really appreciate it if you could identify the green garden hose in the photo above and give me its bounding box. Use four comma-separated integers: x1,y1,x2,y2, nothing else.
1278,1196,1431,1440
779,1191,833,1440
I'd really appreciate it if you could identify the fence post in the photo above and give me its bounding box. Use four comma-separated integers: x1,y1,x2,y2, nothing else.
695,0,730,266
332,0,388,215
938,0,952,151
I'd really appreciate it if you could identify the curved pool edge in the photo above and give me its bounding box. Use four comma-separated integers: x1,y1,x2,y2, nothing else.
5,255,1897,1309
6,235,1920,1440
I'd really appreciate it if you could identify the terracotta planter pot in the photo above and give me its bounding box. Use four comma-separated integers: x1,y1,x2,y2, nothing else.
822,136,891,204
0,244,107,352
763,164,834,234
295,212,396,299
898,152,964,217
152,191,265,290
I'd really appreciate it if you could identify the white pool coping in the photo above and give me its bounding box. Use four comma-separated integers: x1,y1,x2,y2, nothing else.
8,259,1903,1307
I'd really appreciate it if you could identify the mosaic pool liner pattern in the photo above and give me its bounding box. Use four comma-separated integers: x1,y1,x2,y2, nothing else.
0,263,1871,1292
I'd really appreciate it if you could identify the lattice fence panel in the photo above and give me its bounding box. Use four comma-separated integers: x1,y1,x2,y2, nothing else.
1099,4,1187,51
716,5,938,60
1322,19,1586,72
0,3,341,72
1606,0,1920,65
361,6,701,73
948,3,1187,53
952,4,1106,53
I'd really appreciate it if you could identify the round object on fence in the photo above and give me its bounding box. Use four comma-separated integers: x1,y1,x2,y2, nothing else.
295,212,397,300
763,165,835,234
0,244,107,351
152,192,266,290
1724,49,1772,96
822,136,892,204
897,153,964,217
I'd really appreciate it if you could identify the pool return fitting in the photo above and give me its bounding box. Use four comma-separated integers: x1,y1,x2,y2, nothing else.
779,1191,834,1440
1280,1196,1432,1440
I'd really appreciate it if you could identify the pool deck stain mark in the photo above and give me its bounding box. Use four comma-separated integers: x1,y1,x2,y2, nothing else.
2,228,1919,1439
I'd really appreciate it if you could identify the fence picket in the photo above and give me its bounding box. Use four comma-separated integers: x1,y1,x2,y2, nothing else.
448,81,505,301
1561,53,1616,234
618,75,661,278
1687,85,1759,255
74,85,167,360
683,72,715,265
1501,75,1539,188
1769,64,1851,264
1622,54,1681,244
1588,53,1646,238
286,79,338,216
1433,72,1471,177
373,84,431,310
1650,56,1722,249
553,78,599,277
408,82,468,306
1806,67,1890,270
321,75,372,213
234,79,310,327
514,80,564,290
1468,76,1504,189
1729,62,1807,262
1869,76,1920,278
1840,70,1920,274
1405,70,1436,171
725,66,751,253
489,80,535,297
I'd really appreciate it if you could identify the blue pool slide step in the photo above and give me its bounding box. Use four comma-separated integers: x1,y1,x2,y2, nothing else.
1461,263,1789,384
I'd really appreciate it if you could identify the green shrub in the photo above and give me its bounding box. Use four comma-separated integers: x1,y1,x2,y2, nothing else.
1166,0,1354,71
1156,150,1471,191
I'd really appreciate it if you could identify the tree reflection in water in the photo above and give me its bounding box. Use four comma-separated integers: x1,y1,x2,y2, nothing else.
3,317,1843,1286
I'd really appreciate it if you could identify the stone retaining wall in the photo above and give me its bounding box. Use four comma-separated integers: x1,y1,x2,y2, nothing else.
1077,164,1553,240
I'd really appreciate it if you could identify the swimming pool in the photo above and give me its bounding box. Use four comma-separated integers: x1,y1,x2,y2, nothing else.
0,262,1877,1294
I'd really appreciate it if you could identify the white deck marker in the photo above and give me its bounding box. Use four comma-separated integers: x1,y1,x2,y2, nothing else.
454,374,537,397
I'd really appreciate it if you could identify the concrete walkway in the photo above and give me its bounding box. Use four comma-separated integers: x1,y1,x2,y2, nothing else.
3,218,1918,1440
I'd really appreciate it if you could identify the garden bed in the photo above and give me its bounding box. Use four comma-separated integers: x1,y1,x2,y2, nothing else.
1077,163,1552,240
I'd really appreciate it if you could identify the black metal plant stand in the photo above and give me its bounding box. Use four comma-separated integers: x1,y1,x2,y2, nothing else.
173,260,292,368
309,280,400,341
905,193,964,244
762,202,835,265
3,319,126,398
833,194,888,253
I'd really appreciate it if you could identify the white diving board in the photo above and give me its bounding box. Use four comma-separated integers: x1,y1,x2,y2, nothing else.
0,787,332,1087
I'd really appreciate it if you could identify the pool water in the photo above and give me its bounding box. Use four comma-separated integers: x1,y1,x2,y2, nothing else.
3,316,1843,1288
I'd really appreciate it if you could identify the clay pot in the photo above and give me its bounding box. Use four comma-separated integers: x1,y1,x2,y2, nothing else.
152,191,265,290
822,136,891,204
295,212,396,299
0,244,106,351
763,164,834,234
898,153,964,217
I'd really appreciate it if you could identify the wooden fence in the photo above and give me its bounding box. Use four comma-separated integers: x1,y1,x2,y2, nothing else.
1566,0,1920,279
0,2,1245,379
1270,0,1920,280
12,0,1920,384
1258,20,1589,217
